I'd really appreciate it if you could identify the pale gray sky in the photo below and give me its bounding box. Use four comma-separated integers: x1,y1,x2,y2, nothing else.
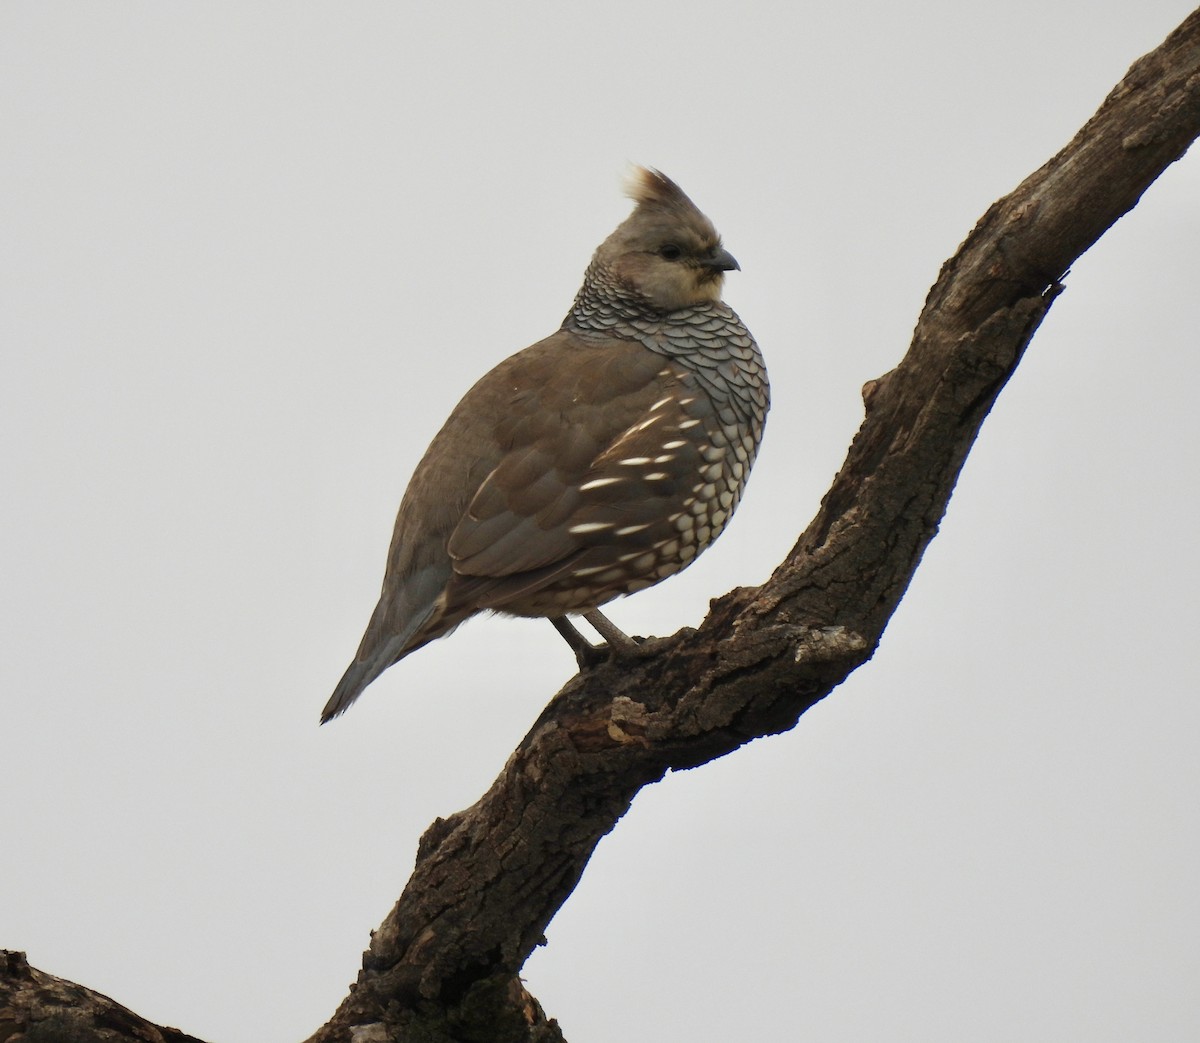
3,3,1198,1041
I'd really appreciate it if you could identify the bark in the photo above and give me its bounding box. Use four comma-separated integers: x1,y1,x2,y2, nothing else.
5,9,1200,1042
0,949,206,1043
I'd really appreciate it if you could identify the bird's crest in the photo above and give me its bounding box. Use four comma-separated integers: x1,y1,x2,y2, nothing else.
624,166,695,214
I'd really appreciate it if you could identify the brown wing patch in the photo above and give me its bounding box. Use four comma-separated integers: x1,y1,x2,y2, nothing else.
445,336,671,582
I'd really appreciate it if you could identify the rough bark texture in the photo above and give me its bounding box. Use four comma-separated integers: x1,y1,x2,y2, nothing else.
5,10,1200,1042
0,950,206,1043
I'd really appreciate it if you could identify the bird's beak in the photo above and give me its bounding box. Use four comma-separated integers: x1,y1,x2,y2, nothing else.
705,246,740,273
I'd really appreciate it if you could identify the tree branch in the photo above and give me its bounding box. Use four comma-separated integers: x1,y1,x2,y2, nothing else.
0,949,208,1043
309,10,1200,1040
6,9,1199,1043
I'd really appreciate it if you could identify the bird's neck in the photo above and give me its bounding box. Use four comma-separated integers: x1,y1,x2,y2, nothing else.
563,260,735,343
562,261,766,427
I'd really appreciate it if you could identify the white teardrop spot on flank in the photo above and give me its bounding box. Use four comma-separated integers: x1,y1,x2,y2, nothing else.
615,523,651,536
580,476,622,491
571,564,611,578
568,521,614,535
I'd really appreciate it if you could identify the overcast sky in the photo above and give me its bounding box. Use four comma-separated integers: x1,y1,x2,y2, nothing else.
3,3,1199,1041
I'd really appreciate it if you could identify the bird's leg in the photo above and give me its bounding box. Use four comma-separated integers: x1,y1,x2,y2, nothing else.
580,609,641,655
551,611,664,668
581,608,665,659
551,615,609,669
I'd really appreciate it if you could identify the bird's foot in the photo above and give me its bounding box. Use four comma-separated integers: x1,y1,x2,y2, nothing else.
581,609,669,661
552,616,608,669
551,612,667,669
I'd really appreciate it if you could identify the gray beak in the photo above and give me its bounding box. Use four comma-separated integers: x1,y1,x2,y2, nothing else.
705,245,740,272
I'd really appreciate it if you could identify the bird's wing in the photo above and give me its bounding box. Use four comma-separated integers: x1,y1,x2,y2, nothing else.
446,333,710,589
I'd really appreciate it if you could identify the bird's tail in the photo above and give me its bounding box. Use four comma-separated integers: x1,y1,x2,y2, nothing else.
322,561,459,723
320,641,404,724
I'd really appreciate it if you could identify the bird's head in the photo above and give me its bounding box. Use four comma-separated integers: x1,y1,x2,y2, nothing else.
593,167,739,312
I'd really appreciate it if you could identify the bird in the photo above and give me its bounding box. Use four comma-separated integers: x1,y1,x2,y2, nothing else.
323,168,768,722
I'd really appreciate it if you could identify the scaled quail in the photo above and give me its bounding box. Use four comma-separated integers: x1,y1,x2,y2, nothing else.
323,168,768,721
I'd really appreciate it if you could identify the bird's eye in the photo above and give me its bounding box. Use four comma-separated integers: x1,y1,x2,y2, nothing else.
658,243,683,261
